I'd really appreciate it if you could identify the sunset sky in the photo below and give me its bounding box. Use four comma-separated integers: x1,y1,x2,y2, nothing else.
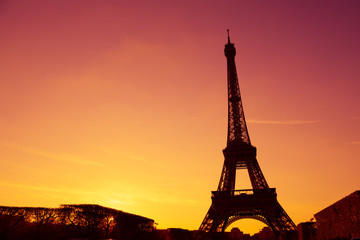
0,0,359,234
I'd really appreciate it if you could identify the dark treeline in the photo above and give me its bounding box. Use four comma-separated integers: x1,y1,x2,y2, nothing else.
0,204,154,240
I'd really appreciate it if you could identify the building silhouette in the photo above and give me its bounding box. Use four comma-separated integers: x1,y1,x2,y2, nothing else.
296,222,316,240
315,190,360,240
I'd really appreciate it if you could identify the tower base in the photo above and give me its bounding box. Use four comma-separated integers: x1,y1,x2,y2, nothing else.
199,188,296,239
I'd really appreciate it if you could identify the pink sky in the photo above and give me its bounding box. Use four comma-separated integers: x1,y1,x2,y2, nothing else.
0,0,359,234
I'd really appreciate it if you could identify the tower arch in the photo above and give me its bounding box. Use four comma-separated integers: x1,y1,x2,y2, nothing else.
224,213,270,231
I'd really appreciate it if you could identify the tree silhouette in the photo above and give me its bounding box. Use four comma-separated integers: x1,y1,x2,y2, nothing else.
0,204,155,240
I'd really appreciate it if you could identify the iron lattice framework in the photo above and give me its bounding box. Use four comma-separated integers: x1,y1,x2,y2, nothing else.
199,31,296,238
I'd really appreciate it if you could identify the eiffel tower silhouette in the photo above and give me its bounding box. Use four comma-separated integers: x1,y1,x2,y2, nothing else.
199,30,297,239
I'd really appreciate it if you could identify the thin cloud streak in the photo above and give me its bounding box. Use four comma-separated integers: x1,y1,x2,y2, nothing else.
187,116,197,120
0,181,79,194
143,183,178,187
248,120,320,125
0,142,105,167
0,180,195,206
0,181,134,206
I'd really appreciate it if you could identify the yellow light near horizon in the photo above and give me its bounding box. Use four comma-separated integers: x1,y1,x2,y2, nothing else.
226,219,267,235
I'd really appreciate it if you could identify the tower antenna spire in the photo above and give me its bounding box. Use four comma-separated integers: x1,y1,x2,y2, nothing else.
227,29,231,43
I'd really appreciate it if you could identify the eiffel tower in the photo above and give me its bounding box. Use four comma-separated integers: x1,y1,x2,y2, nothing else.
199,31,297,239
